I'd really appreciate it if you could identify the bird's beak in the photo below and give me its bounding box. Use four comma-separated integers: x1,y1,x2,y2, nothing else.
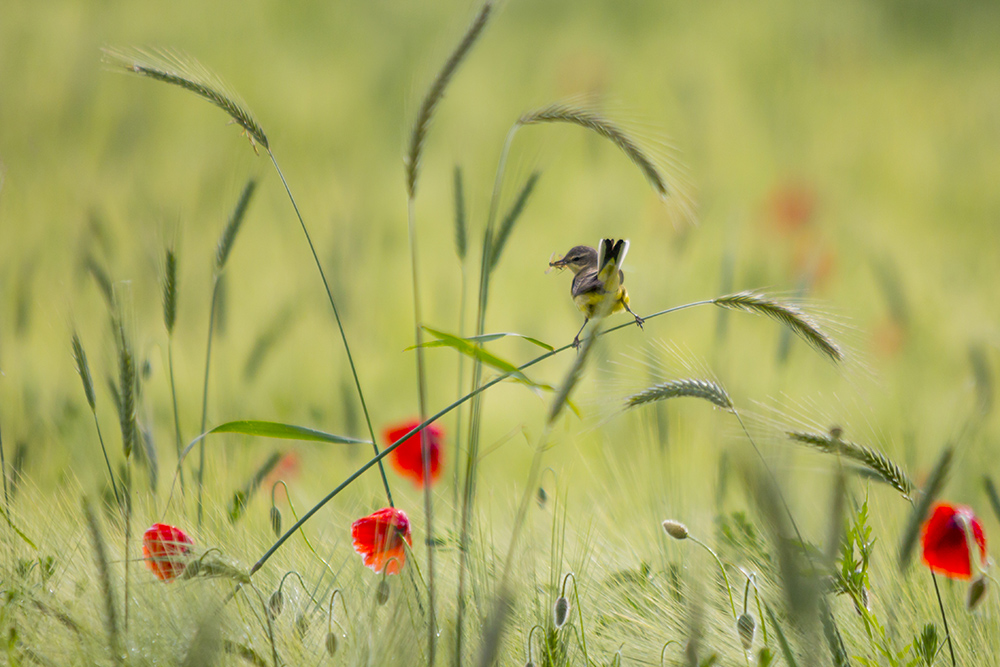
546,252,566,274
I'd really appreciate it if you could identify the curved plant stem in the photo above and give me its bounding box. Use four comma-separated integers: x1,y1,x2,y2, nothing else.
251,298,713,576
267,149,392,508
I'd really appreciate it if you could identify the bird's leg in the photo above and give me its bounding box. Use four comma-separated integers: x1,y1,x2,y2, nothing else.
624,303,644,330
572,318,589,349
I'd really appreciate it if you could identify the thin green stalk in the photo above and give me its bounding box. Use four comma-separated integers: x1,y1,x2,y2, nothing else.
267,150,392,507
93,415,121,509
0,415,7,513
251,297,715,576
689,536,737,620
932,572,957,666
406,194,437,664
168,340,185,496
197,275,221,528
456,122,520,664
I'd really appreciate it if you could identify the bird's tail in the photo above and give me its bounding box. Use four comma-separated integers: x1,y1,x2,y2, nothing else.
597,238,629,284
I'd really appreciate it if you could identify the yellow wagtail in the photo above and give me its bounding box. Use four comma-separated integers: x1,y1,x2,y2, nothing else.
549,238,644,347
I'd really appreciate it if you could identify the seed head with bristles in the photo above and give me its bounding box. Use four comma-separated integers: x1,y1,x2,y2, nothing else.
405,2,493,197
215,180,257,272
625,378,732,411
713,291,843,363
103,47,268,152
72,333,97,412
162,248,178,335
518,103,668,198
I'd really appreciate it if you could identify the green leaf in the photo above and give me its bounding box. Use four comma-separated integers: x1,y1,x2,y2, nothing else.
409,331,553,352
1,508,37,550
417,327,533,383
180,421,369,463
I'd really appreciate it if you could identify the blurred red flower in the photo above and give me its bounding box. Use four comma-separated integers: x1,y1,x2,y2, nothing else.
384,420,443,487
351,507,412,575
142,523,194,582
922,503,987,579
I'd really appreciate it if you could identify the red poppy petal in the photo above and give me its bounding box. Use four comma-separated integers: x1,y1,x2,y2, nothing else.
351,508,412,575
921,504,987,579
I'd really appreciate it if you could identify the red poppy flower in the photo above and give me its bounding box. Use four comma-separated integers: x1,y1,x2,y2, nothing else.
351,508,412,575
142,523,194,581
384,420,443,487
921,503,987,579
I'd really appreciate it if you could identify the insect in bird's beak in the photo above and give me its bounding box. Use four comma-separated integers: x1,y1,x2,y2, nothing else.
546,251,566,274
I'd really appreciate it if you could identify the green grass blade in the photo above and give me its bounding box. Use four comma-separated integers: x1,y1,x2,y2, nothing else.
409,331,554,352
419,327,534,383
179,421,370,464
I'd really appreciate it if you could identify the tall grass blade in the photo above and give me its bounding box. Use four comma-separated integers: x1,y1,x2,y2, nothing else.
229,451,282,522
103,47,268,151
82,498,122,666
215,180,257,271
72,333,97,411
84,255,114,307
984,476,1000,525
764,604,798,667
899,446,953,570
405,2,493,196
518,103,668,197
454,166,467,261
713,291,843,363
489,171,540,272
413,330,553,351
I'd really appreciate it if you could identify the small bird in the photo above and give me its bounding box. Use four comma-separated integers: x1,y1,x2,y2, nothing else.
549,238,644,347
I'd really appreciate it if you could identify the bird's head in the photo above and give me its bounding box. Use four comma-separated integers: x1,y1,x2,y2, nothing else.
549,245,598,275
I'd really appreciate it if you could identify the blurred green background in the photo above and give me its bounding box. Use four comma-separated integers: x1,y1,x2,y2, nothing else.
2,0,999,516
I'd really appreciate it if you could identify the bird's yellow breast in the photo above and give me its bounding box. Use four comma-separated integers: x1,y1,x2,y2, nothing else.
573,286,629,319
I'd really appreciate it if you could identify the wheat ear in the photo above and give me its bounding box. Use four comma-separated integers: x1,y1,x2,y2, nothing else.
102,47,268,151
713,291,843,363
787,430,913,498
405,2,493,196
518,103,668,197
625,378,733,410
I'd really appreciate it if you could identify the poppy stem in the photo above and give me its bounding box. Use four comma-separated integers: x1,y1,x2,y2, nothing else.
931,571,957,666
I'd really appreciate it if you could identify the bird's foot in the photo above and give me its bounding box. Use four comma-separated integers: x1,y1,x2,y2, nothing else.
572,335,582,349
634,314,645,330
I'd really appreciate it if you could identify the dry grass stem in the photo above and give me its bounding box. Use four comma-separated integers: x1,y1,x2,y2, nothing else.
713,291,843,363
786,430,914,498
406,2,493,196
625,379,733,411
518,103,668,197
102,47,269,151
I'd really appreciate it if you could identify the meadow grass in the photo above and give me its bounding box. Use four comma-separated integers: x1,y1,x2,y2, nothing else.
3,1,1000,666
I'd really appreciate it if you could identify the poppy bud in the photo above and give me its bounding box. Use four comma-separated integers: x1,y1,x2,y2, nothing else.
268,590,284,620
967,575,988,611
737,613,755,650
662,520,689,540
270,506,282,537
325,632,338,656
376,579,391,605
553,596,570,628
296,614,310,638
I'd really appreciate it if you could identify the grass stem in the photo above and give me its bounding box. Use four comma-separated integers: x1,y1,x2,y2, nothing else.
267,150,393,508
